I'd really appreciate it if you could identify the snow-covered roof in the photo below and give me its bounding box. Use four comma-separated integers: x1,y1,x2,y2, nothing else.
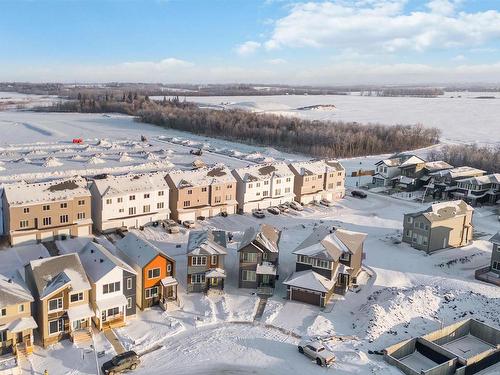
161,276,178,287
92,172,169,198
375,156,405,167
399,155,426,168
29,253,91,299
232,162,293,182
187,230,227,256
238,224,280,253
256,262,277,275
424,161,453,172
167,164,235,188
490,232,500,245
96,294,128,312
456,173,500,186
431,166,486,179
67,303,94,321
408,200,473,222
283,270,335,293
289,159,344,176
3,177,90,206
6,316,37,333
205,268,226,278
116,232,173,268
0,271,34,308
294,227,367,261
79,242,137,283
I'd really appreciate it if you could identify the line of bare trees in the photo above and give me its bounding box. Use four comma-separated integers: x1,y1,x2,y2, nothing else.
428,144,500,173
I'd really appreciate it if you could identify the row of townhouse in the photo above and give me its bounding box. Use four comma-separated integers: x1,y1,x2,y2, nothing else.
1,160,345,246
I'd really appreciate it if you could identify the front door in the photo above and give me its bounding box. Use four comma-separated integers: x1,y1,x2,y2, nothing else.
73,320,82,330
262,275,270,285
16,332,23,343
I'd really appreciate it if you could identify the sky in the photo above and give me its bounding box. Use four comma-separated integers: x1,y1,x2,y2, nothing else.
1,0,500,85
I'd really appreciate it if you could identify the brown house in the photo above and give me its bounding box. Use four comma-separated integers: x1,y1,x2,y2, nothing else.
166,165,237,222
2,177,92,246
24,253,93,347
288,159,346,204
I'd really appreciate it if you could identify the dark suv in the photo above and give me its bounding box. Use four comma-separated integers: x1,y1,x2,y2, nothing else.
351,190,367,198
102,351,140,375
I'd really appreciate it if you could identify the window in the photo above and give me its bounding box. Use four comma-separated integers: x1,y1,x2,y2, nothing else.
167,264,172,273
276,179,281,184
128,207,136,215
187,189,193,195
226,194,232,200
143,205,151,213
214,196,221,203
248,183,253,189
241,252,257,262
256,192,261,196
337,181,342,186
42,217,52,226
23,207,29,214
48,318,64,335
201,187,207,192
0,330,6,342
215,186,221,191
60,202,68,208
407,217,413,223
192,256,207,266
127,297,132,309
492,261,499,271
78,200,85,206
77,212,85,220
103,282,121,294
318,175,322,179
157,202,164,209
20,220,29,228
43,205,50,211
107,307,120,317
262,252,268,260
211,255,217,265
242,270,256,282
274,189,281,195
227,184,233,189
60,215,69,224
263,191,269,197
191,274,205,284
158,191,164,196
144,193,150,199
328,183,334,189
264,180,269,185
119,208,124,213
106,199,112,205
286,177,291,182
70,292,83,303
256,183,260,188
127,278,133,290
145,287,159,299
129,195,135,201
285,187,290,193
117,197,123,203
340,252,350,261
48,297,63,312
298,255,310,264
0,308,6,317
148,268,161,279
183,201,190,207
316,260,329,269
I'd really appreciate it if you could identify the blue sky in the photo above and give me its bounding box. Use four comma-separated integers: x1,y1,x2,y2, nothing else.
1,0,500,84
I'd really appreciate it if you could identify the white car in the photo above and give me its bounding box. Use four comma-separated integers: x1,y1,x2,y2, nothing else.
182,220,195,228
298,340,336,367
290,201,303,211
320,199,334,207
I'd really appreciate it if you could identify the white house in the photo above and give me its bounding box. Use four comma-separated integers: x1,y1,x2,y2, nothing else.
232,162,295,213
89,172,170,232
372,155,409,187
78,241,138,330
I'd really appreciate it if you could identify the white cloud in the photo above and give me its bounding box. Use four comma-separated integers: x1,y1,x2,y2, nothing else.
235,41,261,56
266,58,287,65
264,0,500,52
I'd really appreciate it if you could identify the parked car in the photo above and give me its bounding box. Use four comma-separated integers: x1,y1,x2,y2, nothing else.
320,199,334,207
267,206,281,215
298,340,335,367
351,190,367,199
163,220,179,234
278,204,290,213
252,210,266,219
190,149,203,156
220,211,228,217
290,201,304,211
102,351,140,374
183,220,195,228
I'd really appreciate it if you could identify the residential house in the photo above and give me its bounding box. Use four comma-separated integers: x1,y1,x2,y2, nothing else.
24,253,93,347
89,172,170,233
186,230,227,293
288,159,345,204
78,242,137,331
0,271,37,356
115,233,178,310
394,155,427,191
232,162,295,213
454,173,500,205
283,226,367,307
429,166,486,200
372,154,413,187
166,165,237,222
2,177,92,246
475,232,500,286
237,224,280,295
402,200,474,253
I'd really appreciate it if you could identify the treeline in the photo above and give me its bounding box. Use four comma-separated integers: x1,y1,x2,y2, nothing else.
428,145,500,174
361,88,444,97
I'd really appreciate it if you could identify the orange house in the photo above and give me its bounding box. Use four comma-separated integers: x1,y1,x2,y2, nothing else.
115,233,178,310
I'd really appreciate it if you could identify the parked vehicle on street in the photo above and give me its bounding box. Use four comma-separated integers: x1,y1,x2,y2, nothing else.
220,211,228,217
267,206,281,215
320,199,334,207
190,149,203,156
252,210,266,219
102,351,140,374
163,219,179,234
183,220,195,228
297,340,335,367
352,190,367,198
278,204,290,213
290,201,304,211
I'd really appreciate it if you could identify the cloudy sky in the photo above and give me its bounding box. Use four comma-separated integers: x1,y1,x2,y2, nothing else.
1,0,500,84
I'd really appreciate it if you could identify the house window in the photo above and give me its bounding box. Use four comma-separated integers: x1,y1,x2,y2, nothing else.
18,304,24,313
127,278,133,290
158,191,164,196
191,274,205,284
264,180,269,185
286,177,291,182
263,191,269,197
241,252,257,262
227,184,233,189
129,195,135,201
70,292,83,303
183,201,190,207
242,270,256,282
148,268,161,279
492,261,499,271
20,220,29,228
201,187,207,192
77,212,85,220
145,286,159,299
211,255,217,265
328,183,334,189
60,215,69,224
187,189,193,195
285,187,290,193
48,318,64,335
167,264,172,273
23,207,30,214
192,256,207,266
340,252,350,261
119,208,124,213
157,202,164,209
103,282,120,294
0,308,5,317
214,196,221,203
256,192,261,196
42,217,52,226
298,255,310,264
60,203,68,209
128,207,136,215
407,217,413,223
117,197,123,203
225,194,232,200
144,193,150,199
215,186,221,191
127,297,132,309
43,205,50,211
256,183,260,188
106,199,112,204
274,189,281,195
48,297,63,312
143,205,151,213
107,307,120,317
0,330,6,342
276,179,281,184
248,184,253,189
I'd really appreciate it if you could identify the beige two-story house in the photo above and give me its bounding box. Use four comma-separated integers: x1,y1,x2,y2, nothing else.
166,165,237,222
402,200,474,253
2,177,92,245
25,253,93,347
288,160,345,205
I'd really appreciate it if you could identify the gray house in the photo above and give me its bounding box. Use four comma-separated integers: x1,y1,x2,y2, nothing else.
402,200,474,253
237,224,280,295
490,232,500,276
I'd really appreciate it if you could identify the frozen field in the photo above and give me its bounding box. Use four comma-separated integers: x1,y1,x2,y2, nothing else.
161,92,500,145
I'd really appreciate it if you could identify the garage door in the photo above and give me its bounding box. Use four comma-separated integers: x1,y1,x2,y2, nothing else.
179,211,196,222
58,229,71,237
40,231,54,242
77,226,90,237
12,233,37,246
291,288,321,306
200,209,210,218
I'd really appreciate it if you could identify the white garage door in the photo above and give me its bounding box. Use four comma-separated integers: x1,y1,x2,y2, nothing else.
40,232,54,242
200,209,210,218
12,233,37,246
58,229,71,237
179,211,196,222
77,226,90,237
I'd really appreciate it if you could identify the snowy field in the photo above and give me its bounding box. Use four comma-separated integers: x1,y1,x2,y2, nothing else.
156,92,500,146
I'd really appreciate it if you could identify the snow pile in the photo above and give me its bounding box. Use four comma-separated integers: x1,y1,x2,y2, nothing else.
93,152,105,158
261,299,284,324
42,156,62,167
87,156,106,164
144,152,159,161
96,139,111,147
26,149,47,156
118,152,133,162
70,154,85,161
